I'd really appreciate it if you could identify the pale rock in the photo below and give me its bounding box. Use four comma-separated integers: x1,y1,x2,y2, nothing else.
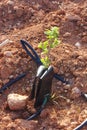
0,39,10,48
7,93,28,110
9,75,14,79
75,42,81,48
64,84,71,90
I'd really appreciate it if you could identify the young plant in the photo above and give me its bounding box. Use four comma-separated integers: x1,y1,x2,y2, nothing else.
38,26,60,67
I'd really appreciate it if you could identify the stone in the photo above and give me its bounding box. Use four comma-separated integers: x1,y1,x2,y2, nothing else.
66,14,81,22
0,39,10,48
75,42,81,48
14,6,24,18
7,93,28,110
64,84,71,90
63,32,71,37
9,75,14,79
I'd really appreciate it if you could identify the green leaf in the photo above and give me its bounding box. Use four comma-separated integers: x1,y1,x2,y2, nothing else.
44,30,51,36
53,38,58,47
43,41,48,50
38,42,43,49
41,56,50,67
38,26,60,67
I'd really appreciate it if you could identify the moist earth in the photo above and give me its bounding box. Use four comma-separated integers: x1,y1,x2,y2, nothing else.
0,0,87,130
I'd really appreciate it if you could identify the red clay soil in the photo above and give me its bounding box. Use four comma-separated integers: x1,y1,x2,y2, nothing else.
0,0,87,130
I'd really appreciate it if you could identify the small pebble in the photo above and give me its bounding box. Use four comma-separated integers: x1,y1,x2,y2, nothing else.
75,42,81,48
7,93,28,110
9,75,14,79
63,32,71,37
66,14,81,22
64,84,71,90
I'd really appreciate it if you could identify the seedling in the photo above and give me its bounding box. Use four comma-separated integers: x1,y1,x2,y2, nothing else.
38,26,60,67
0,39,69,121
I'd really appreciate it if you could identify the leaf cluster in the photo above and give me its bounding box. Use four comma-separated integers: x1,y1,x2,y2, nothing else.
38,26,60,67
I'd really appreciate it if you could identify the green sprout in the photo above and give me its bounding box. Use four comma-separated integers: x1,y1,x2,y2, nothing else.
38,26,60,67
